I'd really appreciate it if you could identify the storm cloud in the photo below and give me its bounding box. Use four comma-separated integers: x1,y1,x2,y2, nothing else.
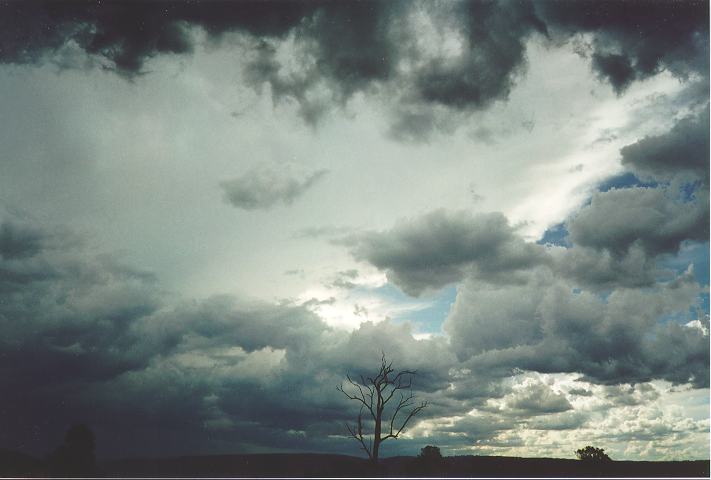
0,0,707,464
5,1,705,137
537,0,709,92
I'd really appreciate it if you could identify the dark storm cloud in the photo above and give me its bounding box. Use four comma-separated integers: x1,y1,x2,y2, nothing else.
591,52,635,93
0,213,465,457
621,107,710,183
0,1,317,74
3,1,705,137
251,0,548,131
0,217,163,391
221,166,328,210
0,1,547,135
411,1,546,108
0,221,44,259
343,210,549,296
536,0,709,93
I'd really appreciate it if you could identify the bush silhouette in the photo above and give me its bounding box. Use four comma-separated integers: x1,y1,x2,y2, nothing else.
575,445,611,462
49,424,97,477
411,445,446,475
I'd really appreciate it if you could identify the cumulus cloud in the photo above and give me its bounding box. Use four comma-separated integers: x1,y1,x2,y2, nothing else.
447,272,708,388
504,380,572,415
221,165,328,210
342,181,708,387
343,210,549,296
566,186,708,257
621,106,710,184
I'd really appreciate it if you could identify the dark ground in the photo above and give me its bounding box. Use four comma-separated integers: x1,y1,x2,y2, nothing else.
2,449,709,478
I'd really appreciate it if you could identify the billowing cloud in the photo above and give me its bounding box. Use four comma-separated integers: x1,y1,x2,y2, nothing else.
0,1,316,73
447,272,708,388
567,186,708,257
1,1,705,139
621,106,710,183
537,0,709,93
343,210,549,296
504,380,572,415
221,165,328,210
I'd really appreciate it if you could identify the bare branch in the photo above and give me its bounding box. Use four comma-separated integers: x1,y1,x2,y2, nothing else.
345,409,372,459
338,375,376,417
338,354,427,462
381,370,416,406
382,400,428,441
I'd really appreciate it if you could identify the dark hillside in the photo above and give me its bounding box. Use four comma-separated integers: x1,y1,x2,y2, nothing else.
101,453,710,478
0,449,47,477
2,450,707,477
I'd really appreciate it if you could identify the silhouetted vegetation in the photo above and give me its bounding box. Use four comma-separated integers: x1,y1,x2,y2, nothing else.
576,445,612,462
409,445,446,476
337,353,427,464
48,424,98,477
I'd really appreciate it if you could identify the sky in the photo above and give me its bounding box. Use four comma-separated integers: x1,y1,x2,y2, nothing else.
0,0,709,462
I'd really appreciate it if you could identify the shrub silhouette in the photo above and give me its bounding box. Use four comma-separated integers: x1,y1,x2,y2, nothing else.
411,445,446,475
419,445,444,462
575,445,612,462
49,423,97,477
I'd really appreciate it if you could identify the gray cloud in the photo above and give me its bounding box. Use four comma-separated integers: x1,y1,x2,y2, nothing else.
343,210,549,296
621,106,710,184
449,272,708,388
2,1,705,140
0,221,45,259
505,382,572,415
553,243,658,290
537,0,709,93
591,53,636,93
0,1,317,74
567,186,709,257
527,411,589,430
221,165,328,210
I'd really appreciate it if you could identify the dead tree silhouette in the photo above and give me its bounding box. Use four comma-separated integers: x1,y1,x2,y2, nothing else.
337,353,427,464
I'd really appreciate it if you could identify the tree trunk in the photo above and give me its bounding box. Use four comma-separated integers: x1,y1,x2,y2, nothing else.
372,410,382,463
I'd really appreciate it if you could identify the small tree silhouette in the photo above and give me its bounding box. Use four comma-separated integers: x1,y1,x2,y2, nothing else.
337,353,427,464
49,423,97,477
419,445,443,461
576,445,612,462
416,445,445,474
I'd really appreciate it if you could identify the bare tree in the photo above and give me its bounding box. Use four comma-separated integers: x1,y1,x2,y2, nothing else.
337,353,428,464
